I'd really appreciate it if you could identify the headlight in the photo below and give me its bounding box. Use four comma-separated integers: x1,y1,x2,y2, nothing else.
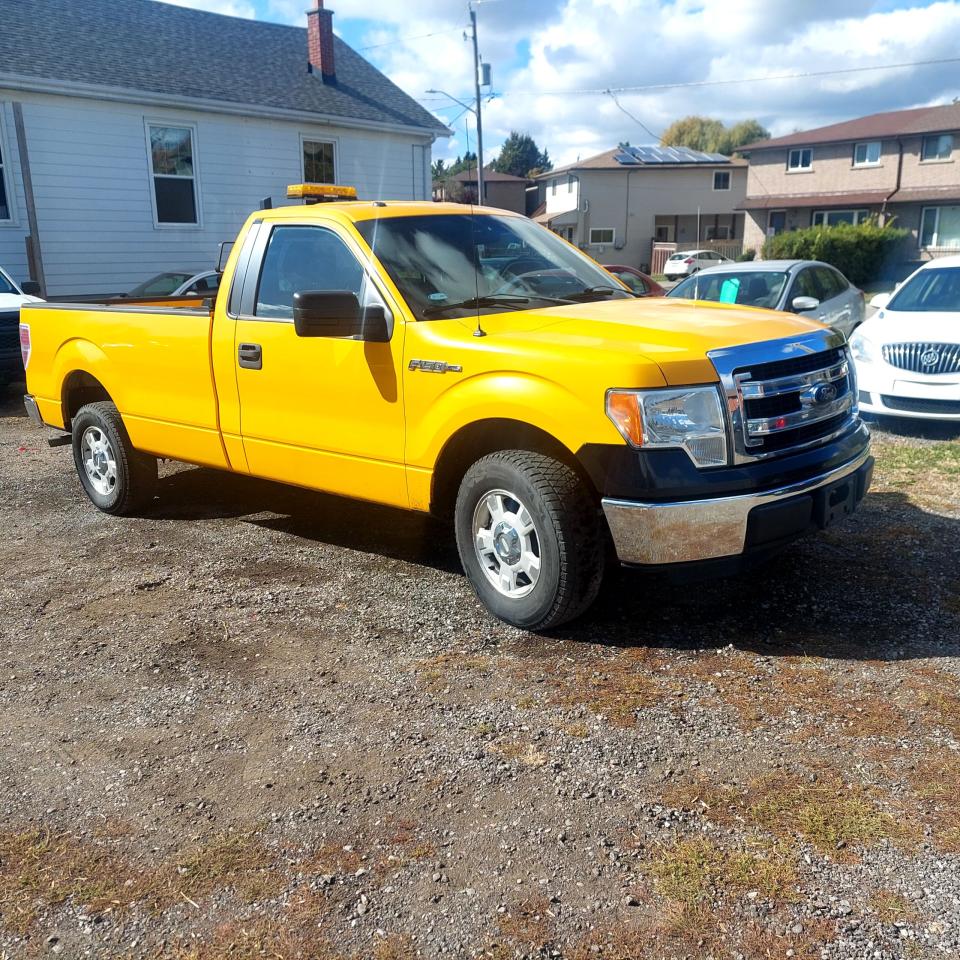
849,332,874,363
606,386,728,468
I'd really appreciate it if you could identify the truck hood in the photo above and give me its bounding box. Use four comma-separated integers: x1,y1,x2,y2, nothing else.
462,296,828,384
0,293,41,312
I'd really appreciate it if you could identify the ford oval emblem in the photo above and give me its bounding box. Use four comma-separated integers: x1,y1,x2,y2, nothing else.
921,349,940,367
813,383,838,405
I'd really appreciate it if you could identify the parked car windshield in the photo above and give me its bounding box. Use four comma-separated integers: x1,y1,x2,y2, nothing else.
667,269,790,309
355,213,632,320
0,270,17,296
888,267,960,312
128,272,195,297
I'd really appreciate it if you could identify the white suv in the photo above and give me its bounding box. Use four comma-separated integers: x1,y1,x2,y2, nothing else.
1,265,43,385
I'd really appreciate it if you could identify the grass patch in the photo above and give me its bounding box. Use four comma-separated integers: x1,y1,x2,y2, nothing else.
647,836,796,906
872,889,918,925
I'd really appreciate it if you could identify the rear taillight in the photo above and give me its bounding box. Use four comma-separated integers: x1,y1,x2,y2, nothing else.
19,323,30,369
684,258,694,264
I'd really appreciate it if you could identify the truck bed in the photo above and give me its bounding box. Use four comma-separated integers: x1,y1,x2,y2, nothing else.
21,297,230,469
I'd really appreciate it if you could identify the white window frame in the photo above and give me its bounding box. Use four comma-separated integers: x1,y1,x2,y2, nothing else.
0,107,16,226
589,227,615,245
787,148,813,172
712,169,731,191
144,118,202,229
920,205,960,249
852,141,882,167
811,209,870,227
920,133,954,163
300,134,339,185
550,179,558,196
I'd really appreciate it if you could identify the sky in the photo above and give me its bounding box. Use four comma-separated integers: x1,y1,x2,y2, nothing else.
165,0,960,168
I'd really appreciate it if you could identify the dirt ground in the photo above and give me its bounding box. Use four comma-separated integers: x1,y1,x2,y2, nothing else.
0,378,958,960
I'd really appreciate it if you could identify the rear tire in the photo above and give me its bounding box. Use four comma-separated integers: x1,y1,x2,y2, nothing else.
71,401,157,515
455,450,605,631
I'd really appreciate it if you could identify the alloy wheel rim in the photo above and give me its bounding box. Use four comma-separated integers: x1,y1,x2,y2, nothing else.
472,488,541,599
81,426,118,497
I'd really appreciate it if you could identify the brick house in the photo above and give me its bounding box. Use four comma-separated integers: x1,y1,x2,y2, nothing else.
740,103,960,258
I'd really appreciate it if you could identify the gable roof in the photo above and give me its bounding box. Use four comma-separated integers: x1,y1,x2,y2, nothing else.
743,103,960,151
452,168,530,183
536,147,746,178
0,0,449,136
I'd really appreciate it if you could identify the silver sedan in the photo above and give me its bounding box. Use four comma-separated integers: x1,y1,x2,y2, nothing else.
666,259,865,338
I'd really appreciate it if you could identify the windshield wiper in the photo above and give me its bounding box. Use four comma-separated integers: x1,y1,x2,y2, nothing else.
566,285,635,301
421,294,573,316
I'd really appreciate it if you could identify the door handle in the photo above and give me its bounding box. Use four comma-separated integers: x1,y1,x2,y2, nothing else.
238,342,262,370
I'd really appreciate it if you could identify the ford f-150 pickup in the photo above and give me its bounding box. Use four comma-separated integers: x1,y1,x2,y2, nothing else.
21,186,873,630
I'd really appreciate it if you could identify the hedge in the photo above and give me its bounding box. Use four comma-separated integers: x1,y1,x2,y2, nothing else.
760,220,910,286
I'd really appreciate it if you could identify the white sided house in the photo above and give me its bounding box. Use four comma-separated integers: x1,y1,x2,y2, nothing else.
0,0,449,296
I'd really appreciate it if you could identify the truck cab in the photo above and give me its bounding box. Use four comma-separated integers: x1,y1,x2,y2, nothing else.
21,186,873,630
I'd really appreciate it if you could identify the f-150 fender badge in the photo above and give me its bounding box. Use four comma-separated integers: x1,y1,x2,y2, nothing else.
408,359,463,374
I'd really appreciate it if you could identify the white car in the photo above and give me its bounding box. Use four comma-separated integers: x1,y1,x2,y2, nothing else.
663,249,732,282
852,255,960,421
122,269,220,298
0,265,43,385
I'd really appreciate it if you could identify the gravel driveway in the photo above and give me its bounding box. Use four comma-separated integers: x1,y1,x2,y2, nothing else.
0,379,958,960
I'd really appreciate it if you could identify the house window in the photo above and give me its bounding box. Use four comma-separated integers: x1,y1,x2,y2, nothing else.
853,141,882,166
589,227,614,245
812,209,870,227
787,148,813,171
921,134,953,161
148,124,198,225
920,206,960,249
768,210,787,235
567,175,574,194
303,139,336,183
551,179,557,196
713,170,731,191
705,224,731,240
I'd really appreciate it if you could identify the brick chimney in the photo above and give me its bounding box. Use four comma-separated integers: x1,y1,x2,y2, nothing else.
307,0,335,81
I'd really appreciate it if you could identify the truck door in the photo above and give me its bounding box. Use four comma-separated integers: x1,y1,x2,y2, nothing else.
233,221,407,507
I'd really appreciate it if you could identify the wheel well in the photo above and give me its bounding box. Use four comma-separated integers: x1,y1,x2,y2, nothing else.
430,419,596,517
62,372,111,430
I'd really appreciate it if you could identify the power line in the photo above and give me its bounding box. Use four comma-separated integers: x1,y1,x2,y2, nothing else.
533,56,960,97
605,90,660,140
357,27,462,52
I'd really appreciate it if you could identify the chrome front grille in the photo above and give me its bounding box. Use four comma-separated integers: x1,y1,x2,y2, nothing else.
708,330,858,463
881,342,960,376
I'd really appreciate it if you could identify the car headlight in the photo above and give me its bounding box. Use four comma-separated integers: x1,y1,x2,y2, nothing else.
606,386,728,468
849,331,874,363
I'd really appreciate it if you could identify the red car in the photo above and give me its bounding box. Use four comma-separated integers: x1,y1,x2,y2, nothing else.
604,264,665,297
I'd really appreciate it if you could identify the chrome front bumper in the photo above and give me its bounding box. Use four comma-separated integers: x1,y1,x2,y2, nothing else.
23,394,43,425
601,446,872,565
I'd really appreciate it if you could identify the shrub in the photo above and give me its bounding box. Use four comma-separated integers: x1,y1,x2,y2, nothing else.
761,219,909,285
736,248,756,262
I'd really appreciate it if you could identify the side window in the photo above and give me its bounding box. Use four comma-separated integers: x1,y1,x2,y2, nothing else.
620,273,647,294
791,268,820,301
811,267,839,300
255,225,366,319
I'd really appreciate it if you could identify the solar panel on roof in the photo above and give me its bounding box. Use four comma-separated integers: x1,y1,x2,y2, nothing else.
612,144,733,165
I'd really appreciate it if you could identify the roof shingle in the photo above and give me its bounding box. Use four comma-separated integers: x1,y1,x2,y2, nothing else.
0,0,448,135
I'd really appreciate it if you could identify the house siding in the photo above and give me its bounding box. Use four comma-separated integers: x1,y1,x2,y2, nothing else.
0,100,30,285
568,166,747,269
1,90,435,295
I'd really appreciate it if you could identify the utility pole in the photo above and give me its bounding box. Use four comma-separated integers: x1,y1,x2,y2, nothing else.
469,3,484,203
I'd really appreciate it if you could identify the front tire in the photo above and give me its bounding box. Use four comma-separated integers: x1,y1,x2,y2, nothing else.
454,450,605,631
71,401,157,515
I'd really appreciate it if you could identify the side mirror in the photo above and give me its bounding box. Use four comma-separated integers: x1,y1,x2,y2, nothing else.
792,295,820,312
870,292,891,310
20,280,41,296
292,290,390,342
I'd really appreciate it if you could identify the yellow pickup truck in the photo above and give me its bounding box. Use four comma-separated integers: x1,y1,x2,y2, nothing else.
21,187,873,629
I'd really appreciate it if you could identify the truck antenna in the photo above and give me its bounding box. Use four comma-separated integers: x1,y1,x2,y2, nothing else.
470,205,487,337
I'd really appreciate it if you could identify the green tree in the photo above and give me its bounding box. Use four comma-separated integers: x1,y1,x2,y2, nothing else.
431,158,446,180
491,131,552,178
661,116,770,155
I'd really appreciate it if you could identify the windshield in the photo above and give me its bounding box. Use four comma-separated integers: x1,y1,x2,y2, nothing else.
354,213,632,320
0,269,17,296
128,272,195,297
888,267,960,312
667,270,789,309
